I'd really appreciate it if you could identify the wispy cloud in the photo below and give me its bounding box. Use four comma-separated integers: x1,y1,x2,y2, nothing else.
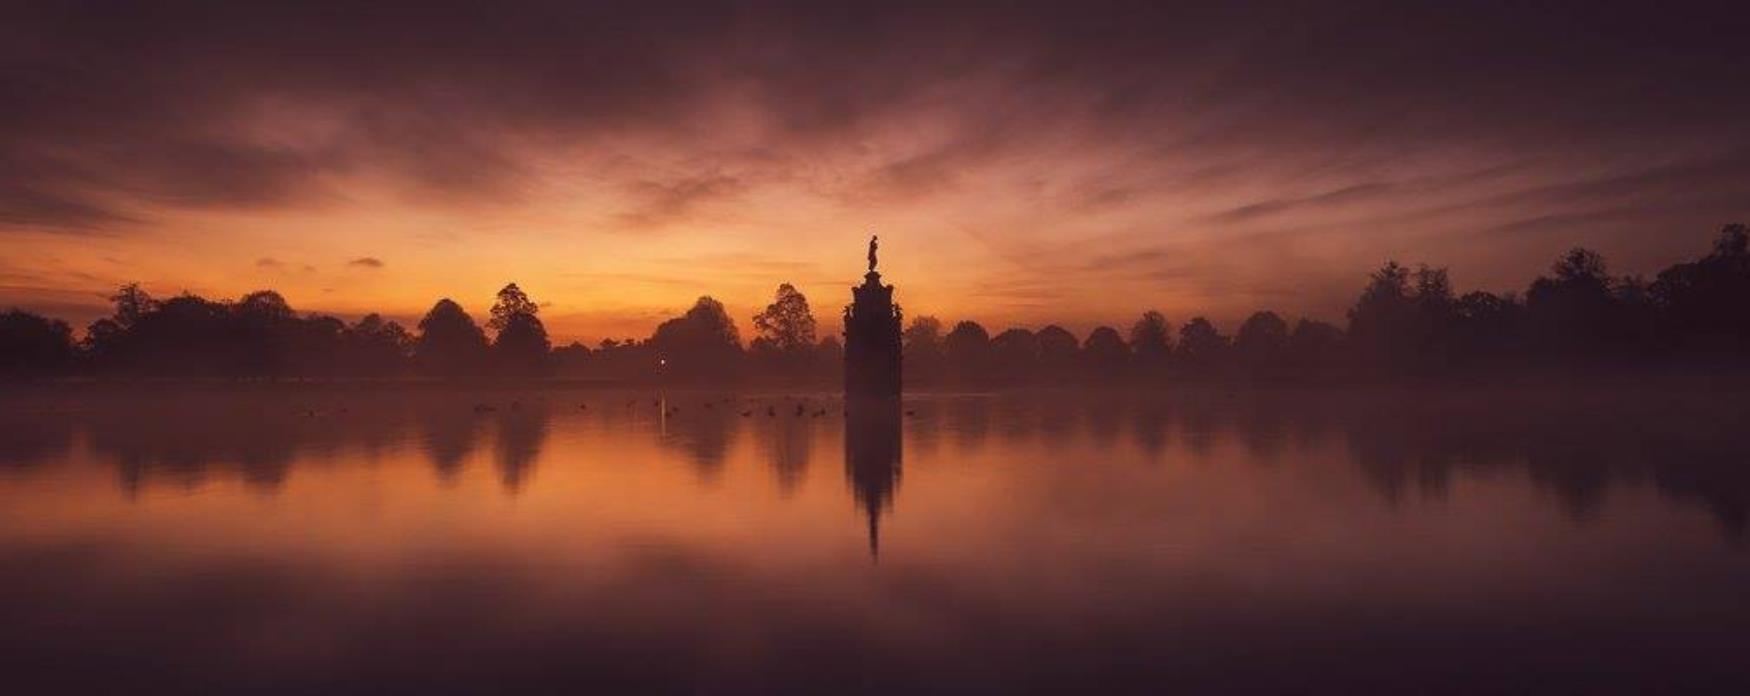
617,173,748,230
2,2,1746,339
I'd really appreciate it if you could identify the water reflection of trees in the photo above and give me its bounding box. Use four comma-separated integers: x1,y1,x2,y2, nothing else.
494,405,550,493
0,408,75,470
1338,394,1748,539
1007,392,1745,543
948,396,990,453
74,392,404,495
764,412,814,496
657,399,739,484
1,388,1745,544
1127,398,1172,461
0,390,552,494
419,406,482,484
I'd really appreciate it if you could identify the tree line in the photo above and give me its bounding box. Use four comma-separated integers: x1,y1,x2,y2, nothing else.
3,224,1747,384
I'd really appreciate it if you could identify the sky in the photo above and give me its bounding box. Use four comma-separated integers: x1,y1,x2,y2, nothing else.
3,1,1747,344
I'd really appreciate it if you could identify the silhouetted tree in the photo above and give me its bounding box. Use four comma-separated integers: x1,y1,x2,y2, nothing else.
24,222,1750,385
1036,324,1079,377
287,313,347,376
551,340,593,376
82,318,123,364
237,290,294,322
1652,224,1750,357
903,315,945,384
1451,291,1523,366
1129,310,1172,378
229,290,298,375
1409,265,1457,373
576,337,654,380
108,283,157,328
1081,325,1129,381
943,320,992,384
1527,247,1622,360
753,283,817,352
495,314,552,375
487,283,539,333
751,283,818,376
82,285,155,367
1343,261,1469,376
1235,311,1289,378
345,314,412,376
0,310,74,378
1176,316,1230,376
814,335,844,382
489,283,550,375
1287,318,1344,381
990,328,1040,383
651,296,743,381
1347,261,1416,371
415,299,488,377
493,405,550,493
101,293,233,376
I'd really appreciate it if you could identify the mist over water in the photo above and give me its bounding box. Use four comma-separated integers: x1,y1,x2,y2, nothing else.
1,386,1747,693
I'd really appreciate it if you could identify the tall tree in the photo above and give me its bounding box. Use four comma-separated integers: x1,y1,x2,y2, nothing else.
1235,310,1289,373
488,283,550,374
85,283,157,364
1348,261,1414,361
1129,310,1172,376
494,314,552,374
233,290,297,376
107,283,157,328
651,296,743,380
902,315,945,382
1652,224,1750,354
814,335,844,381
346,313,413,376
751,283,818,372
1410,265,1457,371
236,290,294,323
0,310,74,378
96,293,232,376
990,328,1040,382
943,320,992,383
415,299,488,376
1527,247,1621,358
488,283,539,333
1346,260,1456,374
1036,325,1080,376
1452,291,1522,364
1081,325,1129,380
1176,317,1230,374
1287,318,1344,380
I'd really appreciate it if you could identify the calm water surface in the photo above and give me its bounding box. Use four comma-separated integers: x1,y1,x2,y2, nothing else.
1,386,1747,694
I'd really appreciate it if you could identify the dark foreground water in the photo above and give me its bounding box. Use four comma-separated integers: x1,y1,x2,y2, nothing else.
1,386,1747,694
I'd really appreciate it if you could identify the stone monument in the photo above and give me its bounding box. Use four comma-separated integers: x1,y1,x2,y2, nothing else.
843,235,902,397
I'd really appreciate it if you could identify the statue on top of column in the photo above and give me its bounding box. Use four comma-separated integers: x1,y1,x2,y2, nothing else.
845,233,901,398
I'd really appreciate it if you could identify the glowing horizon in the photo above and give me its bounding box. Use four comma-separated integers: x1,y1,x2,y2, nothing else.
4,3,1746,344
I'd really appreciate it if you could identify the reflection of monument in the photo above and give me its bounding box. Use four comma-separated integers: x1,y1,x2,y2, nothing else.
845,397,902,559
844,235,902,396
844,235,904,557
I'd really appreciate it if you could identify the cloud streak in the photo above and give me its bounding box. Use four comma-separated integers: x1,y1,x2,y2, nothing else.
4,2,1741,231
1,1,1745,340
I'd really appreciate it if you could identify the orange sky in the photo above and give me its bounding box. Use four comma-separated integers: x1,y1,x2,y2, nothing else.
3,3,1747,344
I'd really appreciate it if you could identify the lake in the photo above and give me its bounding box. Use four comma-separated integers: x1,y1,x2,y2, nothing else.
1,386,1747,693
